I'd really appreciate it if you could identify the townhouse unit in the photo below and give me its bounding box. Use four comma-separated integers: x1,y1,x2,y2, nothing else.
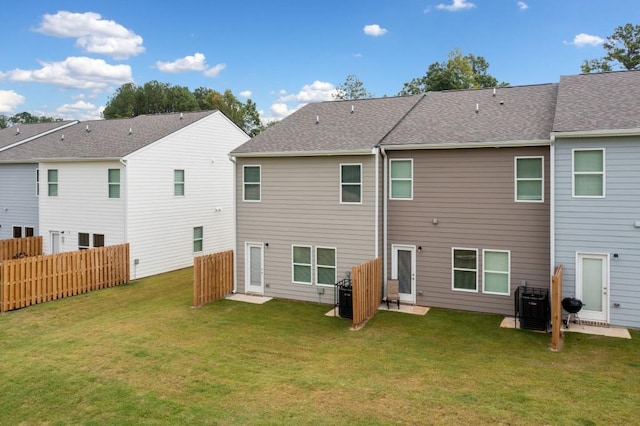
231,70,640,328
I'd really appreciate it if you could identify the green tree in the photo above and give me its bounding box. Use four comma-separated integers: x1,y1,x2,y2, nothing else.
333,75,374,100
208,89,264,136
0,115,9,129
398,48,507,95
166,85,199,112
581,23,640,73
103,83,138,118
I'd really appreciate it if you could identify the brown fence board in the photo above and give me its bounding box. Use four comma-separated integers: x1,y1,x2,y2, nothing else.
193,250,234,307
0,244,130,313
0,236,43,261
351,257,382,329
551,264,563,351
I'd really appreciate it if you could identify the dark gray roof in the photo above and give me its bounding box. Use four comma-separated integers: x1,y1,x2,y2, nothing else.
0,111,216,162
0,121,75,150
382,84,558,147
553,70,640,133
231,95,423,154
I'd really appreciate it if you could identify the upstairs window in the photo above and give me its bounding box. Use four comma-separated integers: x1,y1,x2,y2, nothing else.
340,164,362,203
48,169,58,197
390,159,413,200
573,149,604,197
193,226,203,253
174,170,185,196
515,157,543,202
108,169,121,199
243,166,261,201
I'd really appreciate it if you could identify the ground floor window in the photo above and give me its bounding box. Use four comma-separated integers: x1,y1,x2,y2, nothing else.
79,232,106,250
452,248,478,292
292,245,312,284
193,227,203,253
483,250,510,295
291,244,337,286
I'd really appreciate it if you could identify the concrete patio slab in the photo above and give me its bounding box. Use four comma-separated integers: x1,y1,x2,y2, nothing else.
226,293,272,304
501,316,631,339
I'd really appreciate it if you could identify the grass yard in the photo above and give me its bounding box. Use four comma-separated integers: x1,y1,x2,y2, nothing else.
0,267,638,425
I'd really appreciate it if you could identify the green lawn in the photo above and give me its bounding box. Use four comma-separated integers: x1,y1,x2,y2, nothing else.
0,267,638,425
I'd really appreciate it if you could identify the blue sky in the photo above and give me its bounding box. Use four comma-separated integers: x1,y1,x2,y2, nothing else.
0,0,638,123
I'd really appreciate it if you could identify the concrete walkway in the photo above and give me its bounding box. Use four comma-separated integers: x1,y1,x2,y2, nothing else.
500,316,631,339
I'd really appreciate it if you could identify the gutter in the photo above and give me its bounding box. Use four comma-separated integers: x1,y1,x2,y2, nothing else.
552,128,640,139
230,148,375,158
382,139,551,151
381,147,388,291
549,134,556,297
374,147,379,259
119,158,130,279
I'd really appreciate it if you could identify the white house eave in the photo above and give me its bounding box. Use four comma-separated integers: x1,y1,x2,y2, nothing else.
230,148,376,158
552,128,640,139
35,157,122,163
381,139,551,150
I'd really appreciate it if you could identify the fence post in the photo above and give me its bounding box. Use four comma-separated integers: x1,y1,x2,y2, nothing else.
551,264,563,351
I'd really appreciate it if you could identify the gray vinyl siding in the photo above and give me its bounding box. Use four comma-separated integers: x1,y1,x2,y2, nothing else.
387,147,550,315
236,155,377,304
554,136,640,328
0,164,39,240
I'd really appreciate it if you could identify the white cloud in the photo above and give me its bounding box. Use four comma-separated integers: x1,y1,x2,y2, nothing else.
2,56,133,91
517,1,529,10
55,100,103,120
363,24,388,37
239,90,252,98
571,33,605,47
0,90,26,113
436,0,476,11
36,11,144,60
262,81,337,123
203,63,226,78
156,53,208,73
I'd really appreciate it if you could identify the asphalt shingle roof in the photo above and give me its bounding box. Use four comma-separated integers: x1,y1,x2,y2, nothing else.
382,83,558,146
553,70,640,133
0,111,216,162
0,121,75,150
231,95,423,154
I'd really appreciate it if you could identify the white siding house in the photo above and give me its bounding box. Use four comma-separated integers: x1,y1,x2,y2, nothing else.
1,111,249,279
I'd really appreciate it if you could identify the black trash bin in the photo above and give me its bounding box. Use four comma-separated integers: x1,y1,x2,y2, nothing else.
336,279,353,319
515,286,549,331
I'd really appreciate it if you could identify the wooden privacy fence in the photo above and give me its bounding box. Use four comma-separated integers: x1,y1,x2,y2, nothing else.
551,264,563,351
0,244,130,313
351,257,383,329
193,250,234,307
0,236,43,261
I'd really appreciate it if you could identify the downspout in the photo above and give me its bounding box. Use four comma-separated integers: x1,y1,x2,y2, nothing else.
549,136,555,288
373,148,379,259
229,154,238,294
381,147,388,290
119,158,130,278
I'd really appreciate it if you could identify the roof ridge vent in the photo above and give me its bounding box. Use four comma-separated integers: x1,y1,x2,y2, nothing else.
476,103,479,114
129,127,133,135
86,124,91,133
351,105,355,114
180,112,184,120
493,88,496,97
15,127,20,135
61,134,64,141
316,115,320,124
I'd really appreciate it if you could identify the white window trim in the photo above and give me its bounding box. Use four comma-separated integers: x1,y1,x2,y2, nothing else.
482,249,511,296
108,168,121,199
174,169,185,197
340,163,362,205
243,165,262,202
193,226,204,253
514,156,544,203
291,245,313,285
48,169,58,197
572,148,605,198
389,159,413,200
451,247,478,293
316,246,338,287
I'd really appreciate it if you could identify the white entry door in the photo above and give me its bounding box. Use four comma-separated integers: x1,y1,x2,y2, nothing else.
392,245,416,304
245,243,264,294
50,231,60,254
576,253,608,323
